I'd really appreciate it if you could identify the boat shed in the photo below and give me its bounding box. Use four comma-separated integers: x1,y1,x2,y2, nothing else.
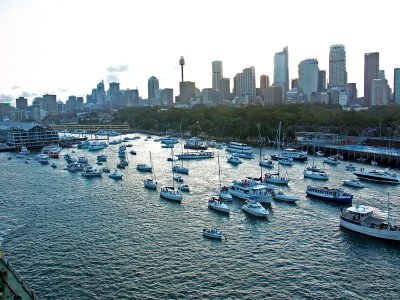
0,122,59,149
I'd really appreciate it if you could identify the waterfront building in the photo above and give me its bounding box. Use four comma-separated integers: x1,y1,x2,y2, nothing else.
395,68,400,105
0,122,59,148
16,97,28,110
148,76,159,100
273,46,289,99
234,66,256,103
298,59,319,101
328,45,347,91
364,52,379,106
212,61,223,93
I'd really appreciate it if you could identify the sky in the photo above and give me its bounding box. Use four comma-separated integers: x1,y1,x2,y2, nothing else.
0,0,399,106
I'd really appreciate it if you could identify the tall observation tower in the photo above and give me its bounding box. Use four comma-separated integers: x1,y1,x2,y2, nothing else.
179,56,185,82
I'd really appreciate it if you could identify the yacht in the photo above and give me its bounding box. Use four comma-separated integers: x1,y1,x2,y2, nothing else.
340,198,400,241
323,156,341,165
227,155,242,165
259,158,274,168
172,165,189,174
175,151,214,160
136,163,152,172
16,146,30,158
202,228,224,240
160,136,179,145
306,185,353,204
278,157,294,166
343,179,365,188
281,148,308,161
238,152,255,159
97,154,107,162
144,178,158,189
273,190,299,203
242,200,269,218
315,151,324,157
184,137,208,150
303,169,329,180
109,169,123,180
228,179,273,204
81,165,102,177
226,142,253,155
353,168,400,184
208,196,230,214
345,164,356,171
177,184,190,192
263,172,290,185
219,186,232,201
160,186,183,202
174,175,184,182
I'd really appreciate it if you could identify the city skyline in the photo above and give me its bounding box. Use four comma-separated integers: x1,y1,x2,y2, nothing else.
0,0,399,105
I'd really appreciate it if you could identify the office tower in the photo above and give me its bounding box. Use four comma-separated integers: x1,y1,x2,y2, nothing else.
201,88,218,104
212,61,223,92
273,46,289,99
57,100,64,113
328,45,347,90
96,80,106,105
32,99,42,121
394,68,400,104
126,89,140,106
318,70,327,92
161,88,173,106
298,59,319,101
371,79,389,105
109,82,121,107
148,76,159,99
177,81,196,104
76,96,84,110
43,94,57,113
260,75,270,89
234,66,256,103
364,52,379,106
291,79,298,89
265,86,283,105
16,97,28,110
347,83,358,103
220,78,231,102
66,96,77,111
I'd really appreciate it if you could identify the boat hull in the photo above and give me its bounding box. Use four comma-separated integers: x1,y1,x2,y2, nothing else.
160,191,182,202
229,189,272,204
353,172,400,184
340,217,400,241
208,203,230,214
242,206,269,218
306,191,352,204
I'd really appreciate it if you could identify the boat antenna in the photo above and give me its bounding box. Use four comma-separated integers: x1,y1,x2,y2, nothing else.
387,192,391,227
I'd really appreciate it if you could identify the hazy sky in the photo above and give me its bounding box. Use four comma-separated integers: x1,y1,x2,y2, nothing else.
0,0,399,105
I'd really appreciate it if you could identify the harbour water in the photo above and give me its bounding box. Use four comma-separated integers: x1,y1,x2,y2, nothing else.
1,135,400,299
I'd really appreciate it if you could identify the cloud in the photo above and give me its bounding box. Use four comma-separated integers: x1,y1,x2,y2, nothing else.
58,88,69,93
106,64,129,73
20,91,38,98
106,74,119,83
0,94,13,103
12,86,20,90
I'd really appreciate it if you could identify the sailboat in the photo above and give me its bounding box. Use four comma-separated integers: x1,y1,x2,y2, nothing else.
264,122,290,185
217,153,232,201
144,151,158,189
304,140,329,180
160,146,183,202
172,125,189,174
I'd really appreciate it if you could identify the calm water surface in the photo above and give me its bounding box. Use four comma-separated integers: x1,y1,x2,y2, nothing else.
1,135,400,299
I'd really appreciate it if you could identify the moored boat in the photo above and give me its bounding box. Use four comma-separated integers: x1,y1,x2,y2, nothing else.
306,185,353,204
343,178,365,188
202,228,224,239
242,200,269,218
228,179,273,204
353,168,400,184
273,190,299,203
208,196,230,214
109,169,123,179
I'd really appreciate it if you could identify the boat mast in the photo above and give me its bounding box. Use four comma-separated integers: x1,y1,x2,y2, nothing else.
150,151,156,182
387,192,391,226
171,146,175,189
257,123,262,179
218,152,222,191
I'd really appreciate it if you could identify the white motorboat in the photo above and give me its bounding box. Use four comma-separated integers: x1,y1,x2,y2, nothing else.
226,142,253,155
144,152,158,190
227,155,242,165
259,158,274,168
208,197,230,214
202,228,224,240
172,165,189,174
238,152,255,159
178,184,190,192
102,167,110,173
306,185,353,204
242,200,269,218
278,157,294,166
273,190,299,203
136,163,152,172
303,169,329,180
324,156,341,165
97,154,107,162
228,179,273,204
281,148,308,161
340,195,400,241
219,186,232,201
109,170,123,180
353,168,400,184
51,163,57,168
174,175,184,182
345,164,356,171
81,165,102,177
342,179,365,188
316,151,324,157
160,186,183,202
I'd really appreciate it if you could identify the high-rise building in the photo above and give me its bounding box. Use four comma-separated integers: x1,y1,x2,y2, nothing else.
328,45,347,90
260,75,270,89
212,61,223,92
273,46,289,99
160,88,173,106
96,81,106,105
109,82,121,108
347,83,358,103
298,59,319,101
177,81,196,104
76,96,84,110
126,89,140,106
318,70,327,92
220,78,231,102
291,79,298,89
148,76,159,99
16,97,28,110
364,52,379,106
43,94,57,113
394,68,400,105
234,66,256,103
66,96,77,111
371,79,389,105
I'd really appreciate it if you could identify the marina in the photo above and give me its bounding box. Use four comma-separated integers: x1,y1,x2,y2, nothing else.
1,133,400,298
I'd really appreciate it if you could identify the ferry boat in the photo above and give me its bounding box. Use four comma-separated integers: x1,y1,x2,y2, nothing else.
281,148,308,161
353,168,400,184
306,185,353,204
175,151,214,160
228,179,273,204
226,142,253,155
340,199,400,241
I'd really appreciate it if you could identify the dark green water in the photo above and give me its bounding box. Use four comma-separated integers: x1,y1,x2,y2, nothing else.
1,135,400,299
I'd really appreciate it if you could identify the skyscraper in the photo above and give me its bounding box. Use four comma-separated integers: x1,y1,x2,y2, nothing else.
364,52,379,106
273,46,289,99
328,45,347,90
212,61,223,92
109,82,121,107
394,68,400,104
233,66,256,103
220,78,231,102
148,76,159,99
347,83,358,103
298,59,319,101
318,70,327,92
16,97,28,110
260,75,270,89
